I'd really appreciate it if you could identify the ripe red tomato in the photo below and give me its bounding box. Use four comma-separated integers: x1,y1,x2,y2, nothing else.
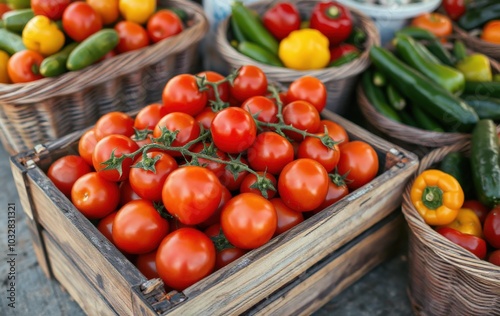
156,228,216,290
92,134,139,182
240,96,278,125
312,175,349,214
136,250,160,279
337,141,379,190
134,103,168,130
115,21,150,53
97,211,117,243
195,107,217,130
282,100,321,141
190,142,228,178
78,129,98,166
320,119,349,144
71,172,120,219
484,207,500,249
203,223,247,270
443,0,465,21
7,50,44,83
152,112,200,156
129,151,178,201
271,198,304,236
246,131,294,175
262,2,301,40
62,2,102,42
297,134,340,172
196,71,230,104
230,65,268,102
113,199,169,254
162,74,208,116
218,156,249,191
286,76,327,113
94,111,135,141
31,0,70,20
199,186,232,229
162,166,223,225
147,9,183,43
221,193,277,249
488,249,500,266
210,107,257,154
48,155,92,197
462,200,490,224
240,172,277,199
278,158,329,212
0,4,11,18
119,180,141,206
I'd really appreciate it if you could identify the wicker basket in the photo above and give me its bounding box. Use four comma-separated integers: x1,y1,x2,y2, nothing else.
357,46,500,148
215,0,380,115
401,138,500,316
0,0,208,155
454,25,500,61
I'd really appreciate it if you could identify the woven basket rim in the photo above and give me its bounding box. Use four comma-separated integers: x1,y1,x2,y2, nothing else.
357,45,500,147
215,0,380,82
401,138,500,282
0,0,208,104
454,23,500,51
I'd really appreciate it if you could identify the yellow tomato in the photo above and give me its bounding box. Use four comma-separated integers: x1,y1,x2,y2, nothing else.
0,50,11,84
87,0,120,25
119,0,156,25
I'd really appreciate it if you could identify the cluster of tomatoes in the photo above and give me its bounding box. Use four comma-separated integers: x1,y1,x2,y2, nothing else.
46,65,380,292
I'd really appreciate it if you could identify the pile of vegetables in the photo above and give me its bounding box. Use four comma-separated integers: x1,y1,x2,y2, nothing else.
410,119,500,265
229,1,366,70
44,65,382,290
0,0,188,84
443,0,500,44
363,26,500,133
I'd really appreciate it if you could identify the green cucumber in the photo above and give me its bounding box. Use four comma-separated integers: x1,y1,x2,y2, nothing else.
453,40,468,62
464,81,500,99
369,46,478,132
424,40,456,67
329,51,360,67
396,26,437,41
361,70,401,122
386,84,406,111
398,109,419,127
40,43,79,77
1,9,34,33
439,152,474,199
231,2,279,55
237,41,283,67
230,16,246,43
372,70,386,87
0,28,25,55
67,29,119,71
471,119,500,208
462,95,500,120
411,104,445,132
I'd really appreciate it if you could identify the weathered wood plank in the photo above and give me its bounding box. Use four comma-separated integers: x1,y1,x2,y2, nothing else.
249,214,403,315
24,167,146,316
43,231,118,316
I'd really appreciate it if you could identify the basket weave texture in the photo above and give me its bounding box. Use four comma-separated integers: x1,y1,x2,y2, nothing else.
357,47,500,148
454,25,500,61
0,0,208,155
215,0,380,115
401,138,500,316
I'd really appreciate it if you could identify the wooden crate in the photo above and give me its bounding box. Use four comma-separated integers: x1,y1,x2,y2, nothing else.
10,110,418,315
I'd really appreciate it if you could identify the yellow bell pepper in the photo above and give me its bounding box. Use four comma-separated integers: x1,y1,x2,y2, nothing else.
0,50,10,84
278,28,330,70
22,16,65,57
119,0,156,25
410,169,464,226
455,53,492,82
438,208,482,237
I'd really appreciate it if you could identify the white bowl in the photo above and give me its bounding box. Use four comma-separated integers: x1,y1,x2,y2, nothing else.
337,0,442,44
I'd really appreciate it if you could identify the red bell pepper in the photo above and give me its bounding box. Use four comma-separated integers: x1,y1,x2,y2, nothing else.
443,0,466,21
262,2,301,41
436,227,487,259
309,1,353,46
